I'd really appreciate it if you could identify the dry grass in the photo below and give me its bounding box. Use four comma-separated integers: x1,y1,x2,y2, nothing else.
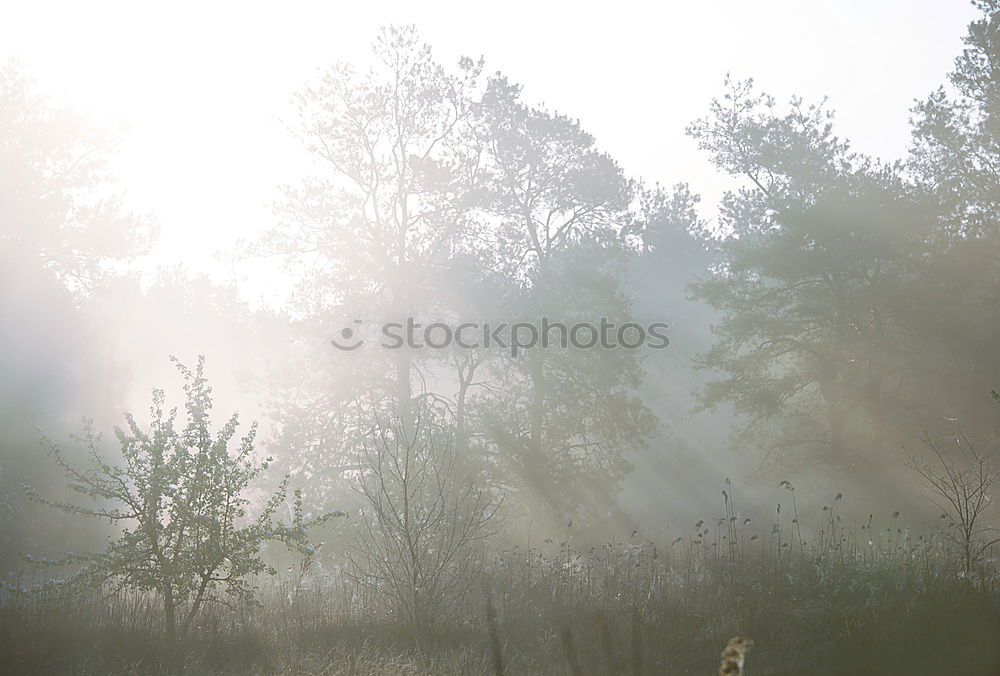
3,491,999,674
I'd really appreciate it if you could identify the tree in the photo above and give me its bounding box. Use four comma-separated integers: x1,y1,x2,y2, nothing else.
475,74,642,282
259,26,486,504
265,24,483,429
460,242,656,528
350,400,501,627
264,28,662,532
0,60,154,294
907,431,1000,574
910,0,999,239
687,78,934,468
688,5,1000,482
458,77,657,528
906,0,1000,438
0,60,154,574
21,357,342,652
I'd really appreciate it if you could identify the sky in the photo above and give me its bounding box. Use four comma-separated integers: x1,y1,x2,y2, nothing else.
1,1,979,303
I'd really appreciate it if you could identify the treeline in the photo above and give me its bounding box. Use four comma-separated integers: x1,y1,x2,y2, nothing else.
0,3,998,571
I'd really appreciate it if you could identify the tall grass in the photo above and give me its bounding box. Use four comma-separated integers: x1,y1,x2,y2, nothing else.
2,489,999,674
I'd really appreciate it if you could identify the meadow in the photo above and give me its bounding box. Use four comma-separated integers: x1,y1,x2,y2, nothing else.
3,490,998,675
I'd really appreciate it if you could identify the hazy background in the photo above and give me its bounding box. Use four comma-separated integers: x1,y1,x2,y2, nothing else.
1,1,977,299
3,4,1000,673
0,0,992,555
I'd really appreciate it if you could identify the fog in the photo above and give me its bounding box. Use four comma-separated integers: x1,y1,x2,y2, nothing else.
1,3,999,674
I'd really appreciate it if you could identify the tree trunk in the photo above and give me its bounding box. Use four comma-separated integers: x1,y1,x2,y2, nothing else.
454,360,474,481
181,574,212,640
162,583,177,664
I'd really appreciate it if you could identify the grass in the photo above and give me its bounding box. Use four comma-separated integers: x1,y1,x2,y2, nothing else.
2,492,999,675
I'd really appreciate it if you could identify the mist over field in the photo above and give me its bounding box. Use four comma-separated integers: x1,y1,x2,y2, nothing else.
1,3,999,674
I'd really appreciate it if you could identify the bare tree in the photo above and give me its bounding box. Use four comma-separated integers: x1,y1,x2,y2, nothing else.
907,431,1000,573
350,400,502,627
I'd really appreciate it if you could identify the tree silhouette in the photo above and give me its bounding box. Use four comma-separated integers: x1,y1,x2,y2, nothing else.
24,357,341,651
